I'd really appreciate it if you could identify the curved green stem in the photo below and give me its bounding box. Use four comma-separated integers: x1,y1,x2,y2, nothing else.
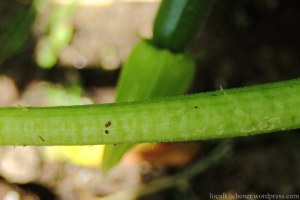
152,0,215,52
100,141,231,200
0,79,300,145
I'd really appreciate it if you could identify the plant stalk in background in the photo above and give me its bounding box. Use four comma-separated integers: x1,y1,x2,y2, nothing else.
101,0,215,172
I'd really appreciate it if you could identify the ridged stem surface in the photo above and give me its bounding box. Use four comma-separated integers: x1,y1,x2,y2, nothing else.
0,79,299,145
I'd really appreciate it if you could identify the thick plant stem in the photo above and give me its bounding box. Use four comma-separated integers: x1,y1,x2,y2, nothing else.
0,79,300,145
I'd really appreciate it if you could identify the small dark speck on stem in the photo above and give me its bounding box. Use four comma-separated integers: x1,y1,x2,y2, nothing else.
39,136,45,142
105,130,109,134
105,121,111,128
194,106,198,109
